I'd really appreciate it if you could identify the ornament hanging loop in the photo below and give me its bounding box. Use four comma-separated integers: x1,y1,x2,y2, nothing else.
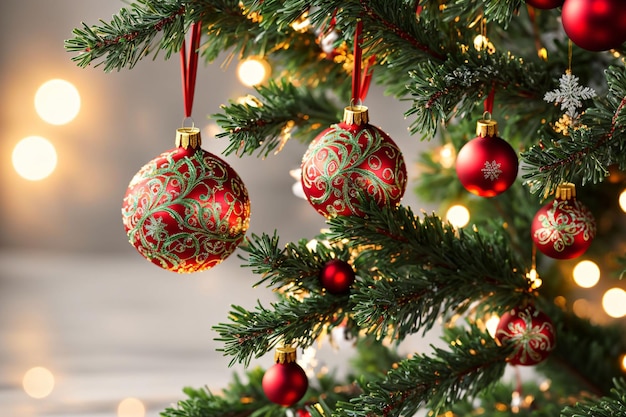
351,20,375,104
180,21,203,118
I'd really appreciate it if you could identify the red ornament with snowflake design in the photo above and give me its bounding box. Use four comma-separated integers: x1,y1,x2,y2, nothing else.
121,128,251,273
455,118,519,197
262,346,309,406
495,305,556,366
531,183,596,260
301,105,407,217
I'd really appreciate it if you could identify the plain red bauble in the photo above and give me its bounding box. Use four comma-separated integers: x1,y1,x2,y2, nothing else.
320,259,356,294
531,196,596,259
562,0,626,51
455,135,519,197
525,0,564,9
301,120,406,218
122,146,250,273
262,362,309,406
495,305,556,366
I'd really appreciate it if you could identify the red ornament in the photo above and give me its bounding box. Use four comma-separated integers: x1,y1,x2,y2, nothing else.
320,259,356,294
531,183,596,260
495,305,556,366
455,119,519,197
122,128,251,273
263,346,309,406
525,0,564,9
301,106,407,218
561,0,626,51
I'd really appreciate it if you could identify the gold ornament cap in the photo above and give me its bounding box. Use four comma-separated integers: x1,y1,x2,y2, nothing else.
176,127,202,150
476,118,498,138
274,345,297,364
555,182,576,200
343,105,369,126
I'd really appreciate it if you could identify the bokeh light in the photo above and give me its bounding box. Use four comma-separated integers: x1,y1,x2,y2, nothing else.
12,136,58,181
35,79,81,125
572,260,601,288
237,57,271,87
438,143,456,168
602,288,626,318
446,204,470,228
23,367,55,399
619,189,626,213
485,315,499,338
117,397,146,417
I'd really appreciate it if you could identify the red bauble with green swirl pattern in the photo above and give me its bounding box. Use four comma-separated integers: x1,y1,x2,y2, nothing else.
121,128,250,273
301,106,407,218
495,305,556,366
531,183,596,260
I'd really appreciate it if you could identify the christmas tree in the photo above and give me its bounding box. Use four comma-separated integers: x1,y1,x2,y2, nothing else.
65,1,626,416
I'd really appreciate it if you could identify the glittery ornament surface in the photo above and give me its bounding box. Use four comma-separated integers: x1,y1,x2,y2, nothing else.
495,305,556,366
122,146,250,273
301,121,406,217
532,197,596,259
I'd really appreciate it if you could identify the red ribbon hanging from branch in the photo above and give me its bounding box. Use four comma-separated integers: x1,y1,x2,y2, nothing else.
484,86,496,115
180,22,202,118
351,20,375,104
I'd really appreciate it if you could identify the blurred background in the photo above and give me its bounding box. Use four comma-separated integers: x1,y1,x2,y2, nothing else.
0,2,434,416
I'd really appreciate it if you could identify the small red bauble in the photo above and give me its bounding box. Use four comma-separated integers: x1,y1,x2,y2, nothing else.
320,259,356,294
455,119,519,197
562,0,626,51
531,183,596,260
525,0,564,9
121,128,250,273
263,347,309,406
495,305,556,366
301,106,407,218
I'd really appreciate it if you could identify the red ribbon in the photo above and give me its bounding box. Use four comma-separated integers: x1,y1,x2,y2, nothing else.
483,86,496,115
180,22,202,118
351,20,375,103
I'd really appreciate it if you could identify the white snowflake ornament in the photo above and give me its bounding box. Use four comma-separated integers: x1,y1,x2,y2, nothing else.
544,70,596,120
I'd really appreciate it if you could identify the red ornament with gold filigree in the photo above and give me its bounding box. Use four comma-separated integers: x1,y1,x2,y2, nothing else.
121,128,250,273
301,106,407,218
495,305,556,366
531,183,596,260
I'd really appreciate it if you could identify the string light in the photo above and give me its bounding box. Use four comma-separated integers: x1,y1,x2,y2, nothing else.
485,315,500,338
619,188,626,212
12,136,58,181
527,268,542,289
117,397,145,417
237,56,271,87
572,260,601,288
602,288,626,318
23,367,55,399
35,79,81,125
438,143,456,168
446,204,470,228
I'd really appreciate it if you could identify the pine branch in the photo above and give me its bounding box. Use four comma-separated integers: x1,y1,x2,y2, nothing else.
522,65,626,197
560,379,626,417
326,200,534,315
405,46,553,138
335,323,510,417
65,0,193,71
214,201,534,367
442,0,524,27
213,79,342,157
